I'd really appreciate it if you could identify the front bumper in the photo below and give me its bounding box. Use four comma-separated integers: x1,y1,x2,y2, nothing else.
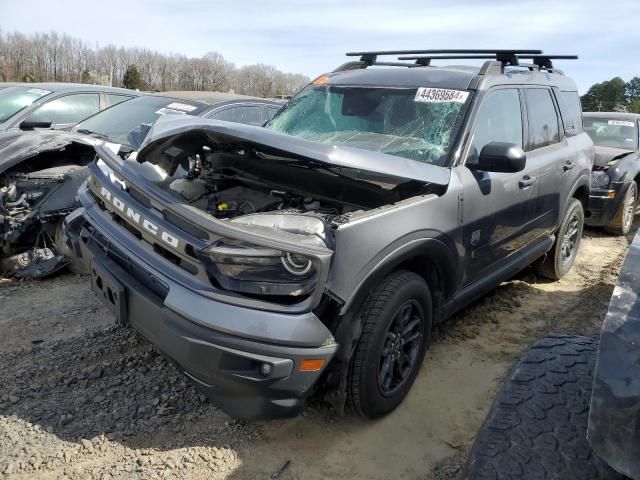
585,182,627,227
64,205,338,420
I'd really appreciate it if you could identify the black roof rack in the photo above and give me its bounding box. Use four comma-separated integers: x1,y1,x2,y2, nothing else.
335,50,578,75
346,49,541,59
335,49,541,72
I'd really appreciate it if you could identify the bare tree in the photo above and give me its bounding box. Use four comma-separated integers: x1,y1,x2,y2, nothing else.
0,29,310,96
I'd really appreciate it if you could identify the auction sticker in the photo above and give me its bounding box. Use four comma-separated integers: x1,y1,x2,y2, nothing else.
27,88,51,96
608,120,635,127
165,102,197,112
415,87,469,104
155,107,187,115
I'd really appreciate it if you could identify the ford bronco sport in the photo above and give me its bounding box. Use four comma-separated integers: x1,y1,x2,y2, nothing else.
64,50,593,420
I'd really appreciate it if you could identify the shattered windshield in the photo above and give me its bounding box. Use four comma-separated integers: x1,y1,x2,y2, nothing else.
0,87,52,123
584,117,638,150
265,85,469,166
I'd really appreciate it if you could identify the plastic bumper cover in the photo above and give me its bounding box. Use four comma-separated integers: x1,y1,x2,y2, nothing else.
64,207,338,420
585,183,626,227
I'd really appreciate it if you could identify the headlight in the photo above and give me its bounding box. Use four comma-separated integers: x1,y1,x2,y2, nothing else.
281,252,313,276
591,170,611,188
202,239,318,298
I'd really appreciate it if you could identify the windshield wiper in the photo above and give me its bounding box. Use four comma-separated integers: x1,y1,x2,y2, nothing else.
76,128,110,140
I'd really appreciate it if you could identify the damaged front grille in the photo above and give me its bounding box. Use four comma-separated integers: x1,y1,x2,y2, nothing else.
162,210,209,240
87,186,201,276
80,225,169,301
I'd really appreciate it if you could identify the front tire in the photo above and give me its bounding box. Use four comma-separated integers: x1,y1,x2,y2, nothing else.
347,270,432,419
605,181,637,236
536,198,584,280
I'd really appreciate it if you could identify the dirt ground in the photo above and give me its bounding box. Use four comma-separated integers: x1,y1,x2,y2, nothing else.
0,225,633,480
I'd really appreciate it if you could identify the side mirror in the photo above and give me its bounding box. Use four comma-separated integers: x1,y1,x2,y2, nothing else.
469,142,526,173
19,116,53,130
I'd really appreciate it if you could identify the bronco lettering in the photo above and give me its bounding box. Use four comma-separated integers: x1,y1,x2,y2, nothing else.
98,185,180,249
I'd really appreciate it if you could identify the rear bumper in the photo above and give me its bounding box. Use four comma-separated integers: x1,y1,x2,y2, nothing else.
585,183,627,227
64,204,338,420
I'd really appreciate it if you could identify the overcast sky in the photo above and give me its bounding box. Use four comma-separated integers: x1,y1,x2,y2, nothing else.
1,0,637,93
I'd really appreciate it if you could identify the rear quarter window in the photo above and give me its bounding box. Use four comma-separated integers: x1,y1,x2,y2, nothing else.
558,91,583,136
106,94,133,107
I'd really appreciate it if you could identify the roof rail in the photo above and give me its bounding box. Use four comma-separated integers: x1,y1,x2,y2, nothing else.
397,54,516,66
518,55,578,70
333,60,419,72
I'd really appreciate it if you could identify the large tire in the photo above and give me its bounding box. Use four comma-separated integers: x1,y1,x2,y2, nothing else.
465,334,623,480
347,270,432,419
605,181,637,236
536,199,584,280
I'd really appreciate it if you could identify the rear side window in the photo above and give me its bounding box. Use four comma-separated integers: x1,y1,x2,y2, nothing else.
467,88,523,164
32,93,101,126
206,105,263,125
558,91,583,135
524,89,560,150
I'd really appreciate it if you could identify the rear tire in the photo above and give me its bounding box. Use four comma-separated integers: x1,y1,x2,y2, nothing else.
347,270,432,419
535,198,584,280
605,181,637,236
465,334,622,480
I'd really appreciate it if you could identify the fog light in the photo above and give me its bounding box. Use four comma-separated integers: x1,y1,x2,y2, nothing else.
259,363,272,377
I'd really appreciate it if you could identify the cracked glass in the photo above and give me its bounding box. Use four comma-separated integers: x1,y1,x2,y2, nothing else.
266,85,468,166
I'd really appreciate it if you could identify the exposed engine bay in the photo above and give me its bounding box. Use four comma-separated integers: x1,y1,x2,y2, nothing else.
1,145,94,277
144,140,437,236
171,180,350,221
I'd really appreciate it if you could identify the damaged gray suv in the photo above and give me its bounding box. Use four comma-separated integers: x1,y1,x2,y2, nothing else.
64,50,593,420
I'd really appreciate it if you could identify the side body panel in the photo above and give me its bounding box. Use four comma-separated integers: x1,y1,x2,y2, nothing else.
456,166,537,284
558,133,593,214
327,177,463,310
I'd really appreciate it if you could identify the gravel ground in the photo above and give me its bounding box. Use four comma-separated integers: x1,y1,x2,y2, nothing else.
0,225,634,479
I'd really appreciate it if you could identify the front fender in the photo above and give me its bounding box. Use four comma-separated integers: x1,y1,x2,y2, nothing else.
606,153,640,184
338,233,458,316
564,170,591,214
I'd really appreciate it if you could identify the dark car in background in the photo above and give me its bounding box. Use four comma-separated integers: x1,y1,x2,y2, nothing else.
0,93,283,277
0,83,139,132
162,91,284,125
584,112,640,235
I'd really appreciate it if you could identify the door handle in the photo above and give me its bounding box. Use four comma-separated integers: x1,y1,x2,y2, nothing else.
519,175,536,189
563,160,575,171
